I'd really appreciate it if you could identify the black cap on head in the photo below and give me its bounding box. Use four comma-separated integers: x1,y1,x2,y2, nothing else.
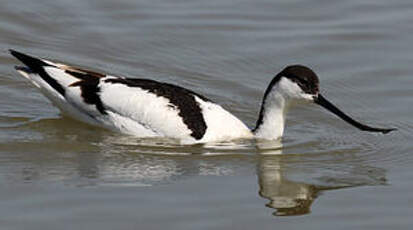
279,65,319,95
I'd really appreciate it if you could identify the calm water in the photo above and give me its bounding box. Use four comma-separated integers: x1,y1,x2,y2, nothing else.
1,0,413,229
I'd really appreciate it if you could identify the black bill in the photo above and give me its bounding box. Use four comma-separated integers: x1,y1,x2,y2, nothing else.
314,94,396,134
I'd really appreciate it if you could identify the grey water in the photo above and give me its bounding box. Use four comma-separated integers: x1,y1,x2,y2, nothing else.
1,0,413,229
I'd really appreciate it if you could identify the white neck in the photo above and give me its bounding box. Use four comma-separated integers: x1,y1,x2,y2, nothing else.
254,89,289,140
253,77,305,140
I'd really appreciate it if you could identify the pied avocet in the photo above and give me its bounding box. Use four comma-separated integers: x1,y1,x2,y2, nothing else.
10,50,395,144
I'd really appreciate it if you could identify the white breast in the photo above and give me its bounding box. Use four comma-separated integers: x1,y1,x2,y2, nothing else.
195,97,253,143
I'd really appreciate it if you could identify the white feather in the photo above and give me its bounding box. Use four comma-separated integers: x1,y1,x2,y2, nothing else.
194,97,253,143
16,67,100,125
254,77,305,140
98,77,195,141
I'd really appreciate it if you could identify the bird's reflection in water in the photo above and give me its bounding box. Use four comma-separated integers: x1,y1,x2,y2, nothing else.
256,144,387,216
83,135,256,186
258,155,320,216
10,122,387,218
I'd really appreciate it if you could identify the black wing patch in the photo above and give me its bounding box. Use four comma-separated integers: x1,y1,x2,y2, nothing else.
105,78,210,140
67,70,107,115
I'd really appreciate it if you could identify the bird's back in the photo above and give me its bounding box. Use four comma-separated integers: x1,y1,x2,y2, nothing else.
11,50,252,144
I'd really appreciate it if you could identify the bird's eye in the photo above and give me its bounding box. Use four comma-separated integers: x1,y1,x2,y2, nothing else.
293,78,308,90
297,78,309,86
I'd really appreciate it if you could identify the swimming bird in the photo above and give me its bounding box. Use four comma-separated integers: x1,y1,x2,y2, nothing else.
10,50,395,144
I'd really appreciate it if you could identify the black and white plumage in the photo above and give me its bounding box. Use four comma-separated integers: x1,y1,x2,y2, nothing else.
10,50,395,144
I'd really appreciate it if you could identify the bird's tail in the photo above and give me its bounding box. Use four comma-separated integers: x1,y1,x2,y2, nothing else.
10,49,72,99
